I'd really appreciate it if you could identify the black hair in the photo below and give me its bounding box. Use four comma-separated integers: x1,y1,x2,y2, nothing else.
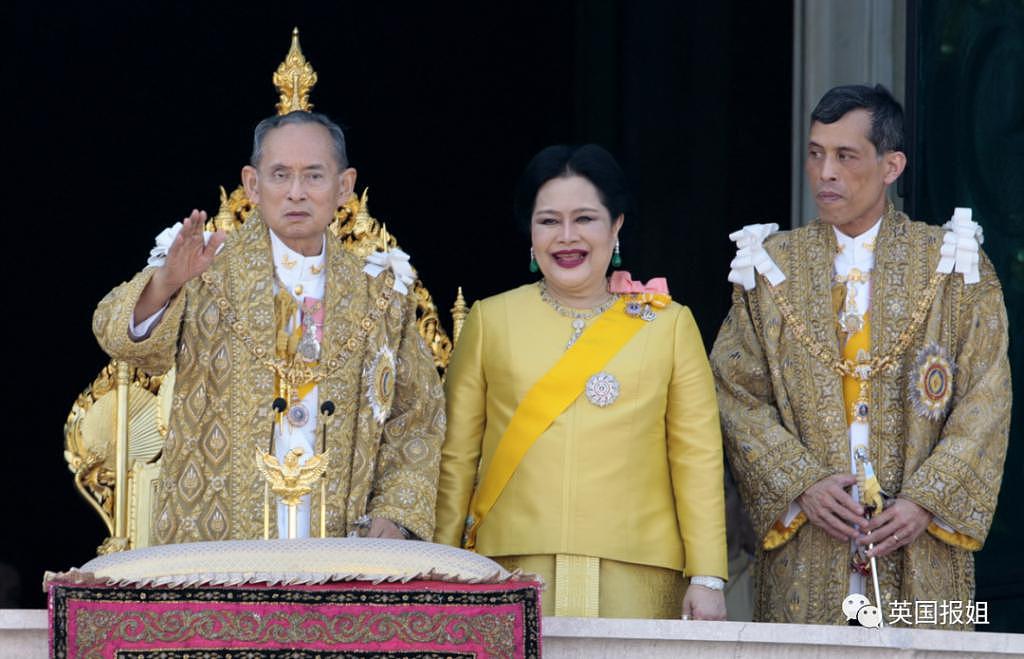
251,111,349,169
810,84,904,154
513,144,631,231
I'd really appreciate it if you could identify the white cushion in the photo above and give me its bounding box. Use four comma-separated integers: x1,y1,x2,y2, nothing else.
63,538,517,588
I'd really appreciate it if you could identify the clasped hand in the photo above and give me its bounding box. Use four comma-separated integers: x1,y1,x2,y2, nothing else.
797,474,930,557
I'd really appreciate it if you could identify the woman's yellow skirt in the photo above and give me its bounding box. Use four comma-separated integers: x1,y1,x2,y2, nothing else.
495,554,684,619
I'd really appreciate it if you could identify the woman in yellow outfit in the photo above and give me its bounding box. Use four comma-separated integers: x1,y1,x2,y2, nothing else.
434,145,728,619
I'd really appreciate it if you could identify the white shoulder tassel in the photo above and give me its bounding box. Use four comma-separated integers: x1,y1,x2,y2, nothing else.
727,223,786,290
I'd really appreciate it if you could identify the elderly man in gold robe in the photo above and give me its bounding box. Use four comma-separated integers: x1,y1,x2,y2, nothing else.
710,85,1010,628
93,111,444,545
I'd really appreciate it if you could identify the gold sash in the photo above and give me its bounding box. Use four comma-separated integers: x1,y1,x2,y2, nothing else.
464,297,645,549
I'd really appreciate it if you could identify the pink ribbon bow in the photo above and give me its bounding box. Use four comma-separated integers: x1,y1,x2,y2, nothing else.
609,271,672,308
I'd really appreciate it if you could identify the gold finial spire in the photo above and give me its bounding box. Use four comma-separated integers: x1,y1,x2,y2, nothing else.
273,27,318,115
451,287,469,346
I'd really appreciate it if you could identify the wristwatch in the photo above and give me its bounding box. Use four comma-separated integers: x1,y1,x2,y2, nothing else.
690,575,725,591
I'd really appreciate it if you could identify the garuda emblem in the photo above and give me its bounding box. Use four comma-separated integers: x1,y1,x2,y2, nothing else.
255,447,332,506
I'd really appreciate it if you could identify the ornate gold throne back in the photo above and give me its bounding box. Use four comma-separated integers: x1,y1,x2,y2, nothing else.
64,30,469,554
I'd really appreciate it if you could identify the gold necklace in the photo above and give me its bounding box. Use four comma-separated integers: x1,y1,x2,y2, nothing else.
761,269,945,408
538,279,619,349
200,270,395,389
763,199,946,424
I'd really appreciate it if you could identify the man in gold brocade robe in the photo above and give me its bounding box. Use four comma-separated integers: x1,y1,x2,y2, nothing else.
710,85,1010,628
93,112,444,545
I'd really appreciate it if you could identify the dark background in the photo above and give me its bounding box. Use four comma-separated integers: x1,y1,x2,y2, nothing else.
8,0,1021,634
904,0,1024,633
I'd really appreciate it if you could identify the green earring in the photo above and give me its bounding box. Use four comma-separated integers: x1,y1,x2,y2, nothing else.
611,239,622,267
529,247,539,273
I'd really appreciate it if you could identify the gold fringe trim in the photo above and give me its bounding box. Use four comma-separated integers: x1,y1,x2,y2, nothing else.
763,512,807,550
927,521,981,551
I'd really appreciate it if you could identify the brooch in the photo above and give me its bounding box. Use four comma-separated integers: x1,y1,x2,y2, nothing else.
609,272,671,323
365,345,397,423
910,343,955,421
585,372,620,407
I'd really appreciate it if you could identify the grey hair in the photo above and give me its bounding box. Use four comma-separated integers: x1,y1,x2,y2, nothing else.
250,111,350,169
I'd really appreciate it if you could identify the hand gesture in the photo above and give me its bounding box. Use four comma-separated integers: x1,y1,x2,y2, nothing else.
159,210,226,292
797,473,866,541
133,210,226,325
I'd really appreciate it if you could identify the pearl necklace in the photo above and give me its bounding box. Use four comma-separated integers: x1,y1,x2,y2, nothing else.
538,279,619,349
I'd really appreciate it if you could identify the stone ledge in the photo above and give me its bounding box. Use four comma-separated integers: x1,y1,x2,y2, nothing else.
4,609,1023,659
543,617,1024,658
0,609,47,659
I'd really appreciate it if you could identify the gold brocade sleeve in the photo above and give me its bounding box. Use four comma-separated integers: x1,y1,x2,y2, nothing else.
710,286,833,547
666,307,728,579
433,302,485,547
92,267,189,375
900,268,1011,549
366,297,446,541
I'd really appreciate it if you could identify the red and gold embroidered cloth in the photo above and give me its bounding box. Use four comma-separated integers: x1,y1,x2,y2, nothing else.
48,578,540,658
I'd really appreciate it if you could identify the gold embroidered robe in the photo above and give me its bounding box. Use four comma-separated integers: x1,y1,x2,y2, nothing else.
93,217,445,544
709,212,1010,627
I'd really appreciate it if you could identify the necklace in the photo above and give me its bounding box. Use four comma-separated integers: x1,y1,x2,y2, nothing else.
200,270,395,389
761,268,946,423
538,279,618,349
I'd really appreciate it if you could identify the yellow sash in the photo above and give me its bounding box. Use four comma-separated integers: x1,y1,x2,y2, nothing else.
463,297,645,549
842,314,871,425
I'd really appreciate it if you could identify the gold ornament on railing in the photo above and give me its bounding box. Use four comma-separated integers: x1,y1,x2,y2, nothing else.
256,447,332,539
274,27,317,115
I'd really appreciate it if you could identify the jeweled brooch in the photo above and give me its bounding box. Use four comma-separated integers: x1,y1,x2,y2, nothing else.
585,372,620,407
365,345,397,423
910,342,955,421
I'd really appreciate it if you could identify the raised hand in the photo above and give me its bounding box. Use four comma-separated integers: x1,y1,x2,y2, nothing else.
797,473,866,541
160,210,226,292
133,210,226,325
